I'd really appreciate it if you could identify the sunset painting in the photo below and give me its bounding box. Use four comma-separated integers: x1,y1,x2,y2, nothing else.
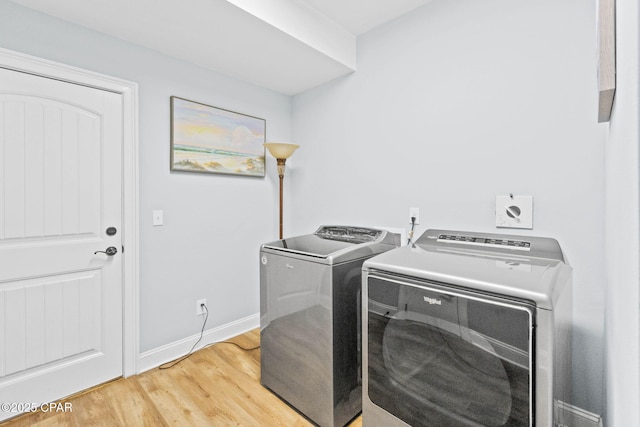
170,97,266,177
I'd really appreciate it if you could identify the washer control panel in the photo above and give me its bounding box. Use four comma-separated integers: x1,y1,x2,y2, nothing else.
315,226,383,243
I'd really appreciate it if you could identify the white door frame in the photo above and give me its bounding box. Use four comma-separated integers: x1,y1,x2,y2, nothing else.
0,47,140,377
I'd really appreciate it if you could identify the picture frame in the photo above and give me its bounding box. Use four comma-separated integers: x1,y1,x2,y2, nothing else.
170,96,266,177
597,0,615,122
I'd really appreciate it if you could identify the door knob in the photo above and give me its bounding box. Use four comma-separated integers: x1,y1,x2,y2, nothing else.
94,246,118,256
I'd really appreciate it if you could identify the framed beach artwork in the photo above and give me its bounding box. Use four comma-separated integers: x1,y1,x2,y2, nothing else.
170,96,266,177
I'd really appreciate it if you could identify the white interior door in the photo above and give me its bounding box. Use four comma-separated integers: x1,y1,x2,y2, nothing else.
0,67,123,421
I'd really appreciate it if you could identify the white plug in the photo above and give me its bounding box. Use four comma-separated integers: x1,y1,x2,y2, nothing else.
409,207,420,225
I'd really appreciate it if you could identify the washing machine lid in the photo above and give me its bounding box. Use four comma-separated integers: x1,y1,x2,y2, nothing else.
262,225,398,262
363,229,571,310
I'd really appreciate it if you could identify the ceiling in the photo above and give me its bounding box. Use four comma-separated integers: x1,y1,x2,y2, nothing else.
8,0,433,95
301,0,432,35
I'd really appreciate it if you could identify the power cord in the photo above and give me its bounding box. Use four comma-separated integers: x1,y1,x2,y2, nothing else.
158,303,260,370
203,341,260,352
407,216,417,245
159,303,209,370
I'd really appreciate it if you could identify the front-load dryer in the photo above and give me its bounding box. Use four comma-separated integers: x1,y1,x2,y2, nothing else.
362,229,572,427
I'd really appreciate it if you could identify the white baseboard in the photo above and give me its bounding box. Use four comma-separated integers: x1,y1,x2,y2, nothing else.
137,313,260,374
557,401,603,427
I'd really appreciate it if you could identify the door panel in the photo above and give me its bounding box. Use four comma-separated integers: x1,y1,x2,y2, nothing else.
2,271,101,376
0,67,122,420
1,96,101,240
366,275,534,427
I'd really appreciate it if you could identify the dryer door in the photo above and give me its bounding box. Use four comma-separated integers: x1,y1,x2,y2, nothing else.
366,275,535,427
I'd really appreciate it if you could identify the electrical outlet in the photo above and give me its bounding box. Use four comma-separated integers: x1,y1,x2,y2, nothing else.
409,207,420,225
196,298,207,316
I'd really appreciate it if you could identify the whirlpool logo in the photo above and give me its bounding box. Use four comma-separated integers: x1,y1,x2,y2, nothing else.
423,296,442,305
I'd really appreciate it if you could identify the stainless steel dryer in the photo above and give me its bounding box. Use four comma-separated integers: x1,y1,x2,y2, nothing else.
260,225,399,427
362,229,573,427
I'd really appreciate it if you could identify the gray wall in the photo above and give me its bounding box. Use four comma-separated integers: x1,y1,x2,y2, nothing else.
0,0,292,353
4,0,638,422
292,0,606,415
605,0,640,424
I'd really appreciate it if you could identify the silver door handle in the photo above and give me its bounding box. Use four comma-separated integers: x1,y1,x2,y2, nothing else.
94,246,118,256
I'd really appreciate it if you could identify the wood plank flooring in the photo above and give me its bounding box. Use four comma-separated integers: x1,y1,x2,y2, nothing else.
1,329,363,426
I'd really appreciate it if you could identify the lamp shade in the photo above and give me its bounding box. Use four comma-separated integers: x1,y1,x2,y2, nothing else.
264,142,299,159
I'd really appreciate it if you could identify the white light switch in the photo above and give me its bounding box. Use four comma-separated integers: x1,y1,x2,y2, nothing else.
153,210,163,226
495,195,533,229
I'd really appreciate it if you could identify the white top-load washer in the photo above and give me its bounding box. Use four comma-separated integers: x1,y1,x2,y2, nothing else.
362,229,572,427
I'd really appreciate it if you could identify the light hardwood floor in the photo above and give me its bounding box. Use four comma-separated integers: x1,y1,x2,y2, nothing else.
2,329,363,426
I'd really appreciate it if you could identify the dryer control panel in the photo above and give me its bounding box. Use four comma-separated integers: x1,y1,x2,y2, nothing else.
418,229,565,262
437,234,531,251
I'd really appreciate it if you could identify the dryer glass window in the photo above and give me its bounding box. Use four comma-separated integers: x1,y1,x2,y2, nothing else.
367,276,534,427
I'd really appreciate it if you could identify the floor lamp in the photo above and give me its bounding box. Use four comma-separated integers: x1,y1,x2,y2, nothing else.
264,142,300,239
